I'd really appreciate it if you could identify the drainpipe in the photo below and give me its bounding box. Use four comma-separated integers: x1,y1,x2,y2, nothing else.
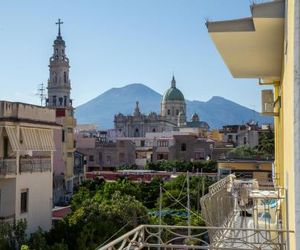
294,0,300,248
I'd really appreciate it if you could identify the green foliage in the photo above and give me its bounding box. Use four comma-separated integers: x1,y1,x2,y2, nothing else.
257,129,274,157
0,219,27,250
162,174,215,211
19,171,216,250
118,164,139,170
47,190,149,250
145,160,217,173
228,145,259,159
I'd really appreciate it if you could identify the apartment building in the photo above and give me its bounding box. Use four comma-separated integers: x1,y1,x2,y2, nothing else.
0,101,57,234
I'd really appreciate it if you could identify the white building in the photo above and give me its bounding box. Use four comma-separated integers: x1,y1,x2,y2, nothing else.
0,101,57,234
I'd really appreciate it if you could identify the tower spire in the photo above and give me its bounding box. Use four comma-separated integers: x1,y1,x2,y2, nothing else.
56,18,63,37
171,75,176,88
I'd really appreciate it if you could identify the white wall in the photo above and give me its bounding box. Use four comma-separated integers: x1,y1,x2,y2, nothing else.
0,178,16,218
15,172,52,234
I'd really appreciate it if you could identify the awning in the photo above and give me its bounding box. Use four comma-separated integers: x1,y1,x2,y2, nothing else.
20,127,55,151
206,0,285,80
5,126,21,151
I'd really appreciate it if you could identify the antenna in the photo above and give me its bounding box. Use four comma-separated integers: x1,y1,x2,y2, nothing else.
36,83,46,106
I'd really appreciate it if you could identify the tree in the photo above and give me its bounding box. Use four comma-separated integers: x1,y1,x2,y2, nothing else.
47,191,149,250
257,130,274,157
0,220,27,250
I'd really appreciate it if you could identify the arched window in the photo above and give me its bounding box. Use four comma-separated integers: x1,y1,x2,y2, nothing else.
53,72,57,83
134,128,139,137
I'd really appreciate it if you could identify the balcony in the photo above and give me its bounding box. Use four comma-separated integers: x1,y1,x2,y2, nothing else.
0,214,15,224
98,175,293,249
0,159,17,176
20,158,51,173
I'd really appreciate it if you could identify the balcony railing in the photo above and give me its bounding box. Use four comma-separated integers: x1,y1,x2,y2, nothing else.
97,224,291,250
20,158,51,173
0,214,15,224
98,174,293,250
0,159,17,176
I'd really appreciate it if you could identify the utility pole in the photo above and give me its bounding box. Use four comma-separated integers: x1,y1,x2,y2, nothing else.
197,168,200,213
158,184,162,249
187,171,191,238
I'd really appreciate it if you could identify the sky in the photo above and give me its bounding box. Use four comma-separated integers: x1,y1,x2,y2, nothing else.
0,0,270,111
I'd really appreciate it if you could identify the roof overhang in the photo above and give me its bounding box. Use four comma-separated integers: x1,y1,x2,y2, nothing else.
207,0,285,81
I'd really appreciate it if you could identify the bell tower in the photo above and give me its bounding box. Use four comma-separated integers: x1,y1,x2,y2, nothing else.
47,19,72,108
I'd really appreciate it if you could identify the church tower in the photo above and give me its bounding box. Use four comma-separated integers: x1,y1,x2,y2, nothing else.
47,19,72,108
47,19,76,204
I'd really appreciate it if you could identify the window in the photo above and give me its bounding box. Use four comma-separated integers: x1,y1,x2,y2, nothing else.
3,136,8,158
167,109,170,115
21,189,28,213
243,137,247,145
89,155,94,162
53,96,57,106
64,96,67,107
181,143,186,151
64,72,67,83
62,130,65,142
141,140,145,147
176,110,179,115
99,152,103,163
134,128,139,137
55,49,58,55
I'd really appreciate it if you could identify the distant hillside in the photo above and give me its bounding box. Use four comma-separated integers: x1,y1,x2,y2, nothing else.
76,83,273,129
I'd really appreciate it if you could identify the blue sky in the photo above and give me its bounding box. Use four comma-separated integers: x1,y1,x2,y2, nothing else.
0,0,269,111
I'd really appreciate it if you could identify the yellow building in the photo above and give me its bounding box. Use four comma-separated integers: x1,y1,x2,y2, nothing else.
207,0,299,248
208,129,223,142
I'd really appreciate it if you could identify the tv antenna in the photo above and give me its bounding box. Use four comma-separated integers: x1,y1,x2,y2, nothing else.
36,83,46,106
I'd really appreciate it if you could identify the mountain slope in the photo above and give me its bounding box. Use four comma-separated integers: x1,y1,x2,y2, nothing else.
76,83,273,129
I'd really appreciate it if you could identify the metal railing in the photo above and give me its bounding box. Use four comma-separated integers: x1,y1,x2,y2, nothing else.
98,174,293,249
97,224,292,250
0,158,17,175
0,214,15,224
20,158,51,173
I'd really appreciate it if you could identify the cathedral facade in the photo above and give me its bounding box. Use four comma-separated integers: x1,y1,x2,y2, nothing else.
114,76,209,137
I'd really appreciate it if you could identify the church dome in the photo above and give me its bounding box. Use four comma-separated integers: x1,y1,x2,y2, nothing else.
162,76,185,102
191,113,199,122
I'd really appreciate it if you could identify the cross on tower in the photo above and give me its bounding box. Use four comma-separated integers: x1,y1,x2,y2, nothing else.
56,18,63,37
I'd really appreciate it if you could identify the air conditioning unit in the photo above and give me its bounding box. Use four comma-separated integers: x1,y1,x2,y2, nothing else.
261,89,278,116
